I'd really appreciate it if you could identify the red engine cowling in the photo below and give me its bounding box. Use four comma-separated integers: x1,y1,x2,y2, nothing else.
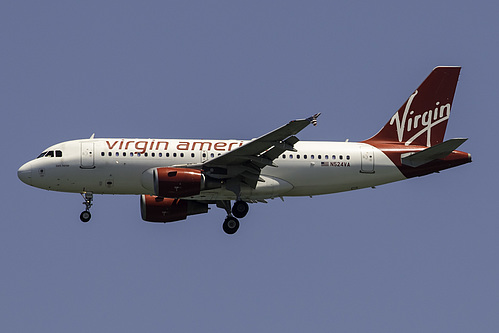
154,167,203,198
140,195,209,223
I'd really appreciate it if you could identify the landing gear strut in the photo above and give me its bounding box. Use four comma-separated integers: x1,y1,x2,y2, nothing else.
80,192,93,222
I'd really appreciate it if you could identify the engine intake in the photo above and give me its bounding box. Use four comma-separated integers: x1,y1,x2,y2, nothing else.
140,195,208,222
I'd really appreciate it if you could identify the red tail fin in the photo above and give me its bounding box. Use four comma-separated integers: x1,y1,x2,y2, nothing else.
365,66,461,147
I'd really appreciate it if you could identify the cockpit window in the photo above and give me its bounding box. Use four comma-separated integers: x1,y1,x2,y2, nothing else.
37,150,63,158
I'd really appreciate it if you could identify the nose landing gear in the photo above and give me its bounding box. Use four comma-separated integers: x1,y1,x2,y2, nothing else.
80,192,93,222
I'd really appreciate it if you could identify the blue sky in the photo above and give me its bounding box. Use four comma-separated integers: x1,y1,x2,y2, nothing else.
2,1,497,332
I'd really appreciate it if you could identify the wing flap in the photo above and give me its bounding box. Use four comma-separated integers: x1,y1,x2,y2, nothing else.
263,136,300,160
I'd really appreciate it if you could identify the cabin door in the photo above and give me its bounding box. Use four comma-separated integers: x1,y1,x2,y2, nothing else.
81,142,95,169
360,146,375,173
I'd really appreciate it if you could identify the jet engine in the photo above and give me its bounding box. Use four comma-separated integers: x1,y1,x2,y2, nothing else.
140,195,208,222
151,167,221,198
154,167,203,197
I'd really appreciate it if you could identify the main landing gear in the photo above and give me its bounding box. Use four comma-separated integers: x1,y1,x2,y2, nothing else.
223,216,239,235
219,200,249,235
232,200,249,218
80,192,93,223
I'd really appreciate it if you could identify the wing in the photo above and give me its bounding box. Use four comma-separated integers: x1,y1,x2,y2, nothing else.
203,113,321,190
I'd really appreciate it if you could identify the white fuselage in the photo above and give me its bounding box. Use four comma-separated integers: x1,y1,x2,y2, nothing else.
16,68,471,233
18,138,405,201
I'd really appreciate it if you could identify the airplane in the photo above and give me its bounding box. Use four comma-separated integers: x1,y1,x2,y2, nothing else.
18,66,471,234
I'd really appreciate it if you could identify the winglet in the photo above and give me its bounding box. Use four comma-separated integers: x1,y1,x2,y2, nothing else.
307,113,321,126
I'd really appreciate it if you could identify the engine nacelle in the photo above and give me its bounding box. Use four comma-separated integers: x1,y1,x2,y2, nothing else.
154,167,204,198
140,195,209,223
141,167,221,198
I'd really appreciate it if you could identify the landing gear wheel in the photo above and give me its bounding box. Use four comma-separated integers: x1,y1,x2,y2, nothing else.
80,192,94,223
223,216,240,235
80,211,91,223
232,201,249,218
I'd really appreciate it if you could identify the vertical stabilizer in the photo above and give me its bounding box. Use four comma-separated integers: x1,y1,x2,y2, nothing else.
365,66,461,147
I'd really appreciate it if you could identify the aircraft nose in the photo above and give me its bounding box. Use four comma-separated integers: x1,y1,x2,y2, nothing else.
18,162,32,186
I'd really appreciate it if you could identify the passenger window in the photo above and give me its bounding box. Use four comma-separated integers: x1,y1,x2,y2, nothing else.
297,155,300,159
318,155,322,160
325,155,329,160
311,155,315,159
339,155,343,160
101,152,105,157
304,155,307,159
191,153,195,158
108,152,112,157
116,152,119,157
151,153,155,157
144,153,148,157
346,155,350,160
332,155,336,160
159,153,162,157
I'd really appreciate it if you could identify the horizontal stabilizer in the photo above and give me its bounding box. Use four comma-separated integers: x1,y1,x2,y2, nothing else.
401,138,468,167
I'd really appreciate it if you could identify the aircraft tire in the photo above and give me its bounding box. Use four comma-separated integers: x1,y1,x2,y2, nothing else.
232,201,249,218
223,216,239,234
80,211,91,223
